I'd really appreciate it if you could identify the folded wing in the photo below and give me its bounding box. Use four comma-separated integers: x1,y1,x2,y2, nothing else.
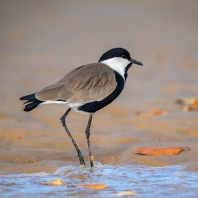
35,63,117,104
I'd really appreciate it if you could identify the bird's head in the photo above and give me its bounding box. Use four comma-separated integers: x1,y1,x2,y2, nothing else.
99,47,143,79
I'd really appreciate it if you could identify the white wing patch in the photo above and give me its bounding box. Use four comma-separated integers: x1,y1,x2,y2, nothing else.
40,101,88,114
40,101,67,105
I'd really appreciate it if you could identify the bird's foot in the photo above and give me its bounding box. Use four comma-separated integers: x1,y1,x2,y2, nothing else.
89,155,94,167
80,164,86,169
78,153,86,167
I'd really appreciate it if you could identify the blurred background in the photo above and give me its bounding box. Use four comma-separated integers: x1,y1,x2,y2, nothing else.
0,0,198,169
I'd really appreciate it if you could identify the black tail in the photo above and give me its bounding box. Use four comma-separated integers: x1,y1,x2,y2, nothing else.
20,93,43,112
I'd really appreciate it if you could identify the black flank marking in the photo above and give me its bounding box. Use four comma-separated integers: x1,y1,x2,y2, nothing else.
78,71,125,113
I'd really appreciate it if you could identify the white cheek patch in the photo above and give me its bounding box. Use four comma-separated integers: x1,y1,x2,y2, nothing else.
100,57,130,80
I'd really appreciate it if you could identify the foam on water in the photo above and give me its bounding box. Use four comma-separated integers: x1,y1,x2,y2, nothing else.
0,163,198,198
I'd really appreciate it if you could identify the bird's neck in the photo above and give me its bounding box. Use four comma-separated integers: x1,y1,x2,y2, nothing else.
124,63,132,80
100,57,131,81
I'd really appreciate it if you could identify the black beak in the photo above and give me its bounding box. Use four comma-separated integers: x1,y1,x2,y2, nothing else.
130,58,143,66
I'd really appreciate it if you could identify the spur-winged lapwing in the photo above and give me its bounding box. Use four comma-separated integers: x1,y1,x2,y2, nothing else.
20,48,143,167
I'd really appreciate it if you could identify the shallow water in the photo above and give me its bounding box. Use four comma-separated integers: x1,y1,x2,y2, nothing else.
1,163,198,198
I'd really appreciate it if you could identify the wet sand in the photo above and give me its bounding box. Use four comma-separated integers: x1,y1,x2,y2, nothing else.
1,105,198,174
0,1,198,196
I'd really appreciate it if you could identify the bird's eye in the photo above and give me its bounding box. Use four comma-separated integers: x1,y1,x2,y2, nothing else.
122,55,126,59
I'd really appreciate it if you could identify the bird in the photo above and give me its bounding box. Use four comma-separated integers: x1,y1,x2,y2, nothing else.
20,47,143,167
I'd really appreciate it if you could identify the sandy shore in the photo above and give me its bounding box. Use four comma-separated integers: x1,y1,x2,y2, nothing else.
0,0,198,175
1,103,198,174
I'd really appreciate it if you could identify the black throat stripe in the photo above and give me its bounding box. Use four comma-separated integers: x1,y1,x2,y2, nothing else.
78,71,125,113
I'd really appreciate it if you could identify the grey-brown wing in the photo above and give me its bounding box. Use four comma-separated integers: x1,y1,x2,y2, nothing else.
35,66,83,101
35,63,117,103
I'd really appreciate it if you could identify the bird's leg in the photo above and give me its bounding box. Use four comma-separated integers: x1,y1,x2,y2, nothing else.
60,108,86,167
85,113,94,167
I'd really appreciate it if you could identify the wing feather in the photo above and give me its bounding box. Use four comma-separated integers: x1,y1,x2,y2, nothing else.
35,63,117,104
